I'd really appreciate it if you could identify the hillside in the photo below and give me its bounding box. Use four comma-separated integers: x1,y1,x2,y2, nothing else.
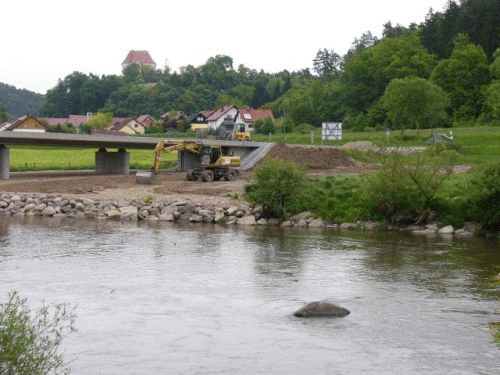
0,83,44,119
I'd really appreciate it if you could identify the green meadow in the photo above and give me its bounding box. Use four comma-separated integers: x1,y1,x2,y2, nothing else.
8,147,174,172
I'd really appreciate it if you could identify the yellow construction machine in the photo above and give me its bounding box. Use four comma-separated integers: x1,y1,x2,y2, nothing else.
217,123,251,141
136,140,241,184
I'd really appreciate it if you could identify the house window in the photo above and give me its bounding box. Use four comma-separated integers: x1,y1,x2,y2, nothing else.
243,113,252,120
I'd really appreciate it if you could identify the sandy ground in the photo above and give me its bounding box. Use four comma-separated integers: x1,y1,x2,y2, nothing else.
0,144,376,203
0,143,471,205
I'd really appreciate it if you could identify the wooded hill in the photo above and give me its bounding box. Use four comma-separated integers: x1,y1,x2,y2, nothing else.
6,0,500,131
0,83,44,119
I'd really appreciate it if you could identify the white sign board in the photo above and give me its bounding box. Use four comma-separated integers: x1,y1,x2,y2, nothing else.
322,122,342,141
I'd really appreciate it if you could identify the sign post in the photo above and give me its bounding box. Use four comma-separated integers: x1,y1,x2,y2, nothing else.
322,122,342,141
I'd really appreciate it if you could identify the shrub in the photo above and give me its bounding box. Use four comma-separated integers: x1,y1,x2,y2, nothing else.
363,149,455,225
294,123,315,134
145,124,164,134
468,164,500,231
245,158,305,219
294,175,368,223
253,118,276,134
0,291,76,375
364,153,423,224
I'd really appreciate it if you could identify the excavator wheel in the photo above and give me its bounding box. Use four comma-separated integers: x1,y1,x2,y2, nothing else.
201,169,215,182
186,169,197,181
225,170,237,181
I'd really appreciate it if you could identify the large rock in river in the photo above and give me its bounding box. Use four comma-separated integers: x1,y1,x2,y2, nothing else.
293,301,350,318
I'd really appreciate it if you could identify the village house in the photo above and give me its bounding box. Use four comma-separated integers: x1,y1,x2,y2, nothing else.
44,113,92,129
236,108,275,132
136,114,155,128
159,111,187,131
0,115,48,132
110,118,145,135
206,105,239,131
186,110,214,131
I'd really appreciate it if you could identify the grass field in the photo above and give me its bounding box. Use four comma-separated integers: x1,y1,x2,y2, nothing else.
8,146,175,172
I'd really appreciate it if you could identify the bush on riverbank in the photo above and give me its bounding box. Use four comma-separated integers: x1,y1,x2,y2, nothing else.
467,164,500,231
294,174,368,223
0,291,76,375
245,158,305,219
364,146,456,225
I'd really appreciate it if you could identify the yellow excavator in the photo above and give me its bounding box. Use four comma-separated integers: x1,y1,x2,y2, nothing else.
136,140,241,184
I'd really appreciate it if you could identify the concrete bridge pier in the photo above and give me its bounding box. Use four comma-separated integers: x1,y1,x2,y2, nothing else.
95,148,130,175
0,145,9,179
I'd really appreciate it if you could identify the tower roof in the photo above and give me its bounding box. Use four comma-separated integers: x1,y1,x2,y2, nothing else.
122,50,156,68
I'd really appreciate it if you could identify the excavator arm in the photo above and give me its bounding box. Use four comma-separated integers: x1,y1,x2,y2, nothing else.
151,140,202,174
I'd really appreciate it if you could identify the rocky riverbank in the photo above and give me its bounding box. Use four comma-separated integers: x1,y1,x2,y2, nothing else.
0,192,481,236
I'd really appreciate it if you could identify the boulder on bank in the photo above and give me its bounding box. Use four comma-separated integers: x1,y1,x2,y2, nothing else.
293,301,350,318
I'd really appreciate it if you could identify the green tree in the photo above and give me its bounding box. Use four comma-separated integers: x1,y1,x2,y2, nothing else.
381,77,449,134
252,117,275,134
245,158,305,219
87,112,113,129
430,34,490,120
313,49,343,79
342,34,438,115
0,291,76,375
0,101,8,122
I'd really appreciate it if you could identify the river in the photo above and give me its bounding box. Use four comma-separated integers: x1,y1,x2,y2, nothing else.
0,217,499,374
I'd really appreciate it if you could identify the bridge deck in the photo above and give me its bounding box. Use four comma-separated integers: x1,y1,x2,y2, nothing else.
0,132,274,178
0,132,265,150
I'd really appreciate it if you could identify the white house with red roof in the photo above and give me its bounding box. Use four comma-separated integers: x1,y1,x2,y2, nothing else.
122,50,156,71
236,109,275,131
206,105,239,131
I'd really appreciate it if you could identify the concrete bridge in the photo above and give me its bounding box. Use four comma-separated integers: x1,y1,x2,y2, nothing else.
0,132,274,179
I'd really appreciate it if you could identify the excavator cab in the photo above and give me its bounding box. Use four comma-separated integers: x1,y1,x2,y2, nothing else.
201,146,221,165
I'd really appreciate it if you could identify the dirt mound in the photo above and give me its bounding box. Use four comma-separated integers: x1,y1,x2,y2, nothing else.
261,144,361,170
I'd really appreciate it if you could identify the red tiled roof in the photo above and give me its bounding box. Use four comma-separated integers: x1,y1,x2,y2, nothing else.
122,50,156,66
69,115,90,126
239,108,275,123
44,118,70,126
206,105,237,121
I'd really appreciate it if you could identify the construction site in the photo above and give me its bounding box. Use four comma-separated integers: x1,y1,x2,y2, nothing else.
0,143,374,201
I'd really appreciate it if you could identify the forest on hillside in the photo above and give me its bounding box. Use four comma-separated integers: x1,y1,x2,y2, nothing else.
0,83,44,119
33,0,500,131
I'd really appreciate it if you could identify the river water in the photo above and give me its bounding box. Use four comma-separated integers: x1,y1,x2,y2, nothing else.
0,217,499,374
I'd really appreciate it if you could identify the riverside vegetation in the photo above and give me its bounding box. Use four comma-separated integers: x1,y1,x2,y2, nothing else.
0,291,76,375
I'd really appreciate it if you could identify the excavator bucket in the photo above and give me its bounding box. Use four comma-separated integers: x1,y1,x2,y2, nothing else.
136,171,155,184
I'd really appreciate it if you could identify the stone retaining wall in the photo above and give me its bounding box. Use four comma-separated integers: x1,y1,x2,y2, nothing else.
0,192,480,236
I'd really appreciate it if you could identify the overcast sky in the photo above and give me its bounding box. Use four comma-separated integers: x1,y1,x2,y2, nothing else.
3,0,450,95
